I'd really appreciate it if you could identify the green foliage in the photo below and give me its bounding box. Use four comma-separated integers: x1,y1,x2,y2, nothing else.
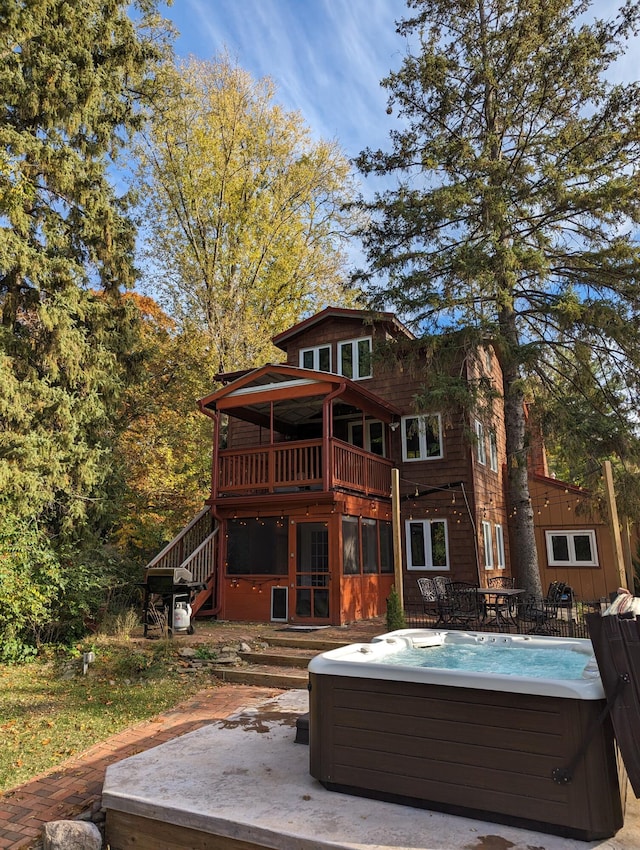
136,53,359,377
386,585,406,632
357,0,640,595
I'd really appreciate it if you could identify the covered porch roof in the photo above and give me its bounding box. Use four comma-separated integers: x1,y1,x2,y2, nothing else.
198,364,401,433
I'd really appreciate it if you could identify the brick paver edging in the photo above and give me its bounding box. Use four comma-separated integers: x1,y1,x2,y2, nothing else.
0,684,282,850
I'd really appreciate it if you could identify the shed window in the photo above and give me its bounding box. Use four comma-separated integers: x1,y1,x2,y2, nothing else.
545,530,598,567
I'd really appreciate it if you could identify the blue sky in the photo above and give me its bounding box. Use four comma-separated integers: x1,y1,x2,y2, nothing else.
158,1,639,179
160,0,407,161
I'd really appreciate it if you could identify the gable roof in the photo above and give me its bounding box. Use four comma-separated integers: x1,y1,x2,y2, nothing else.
198,363,401,431
271,307,414,350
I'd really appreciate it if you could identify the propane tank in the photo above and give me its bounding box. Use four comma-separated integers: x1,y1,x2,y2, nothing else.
173,600,191,631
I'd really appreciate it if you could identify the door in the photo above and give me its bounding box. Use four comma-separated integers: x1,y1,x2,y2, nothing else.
294,521,330,622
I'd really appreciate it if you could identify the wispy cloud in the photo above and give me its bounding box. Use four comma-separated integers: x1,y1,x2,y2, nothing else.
167,0,407,158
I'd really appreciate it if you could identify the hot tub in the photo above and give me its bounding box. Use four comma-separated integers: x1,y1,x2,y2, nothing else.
308,628,626,841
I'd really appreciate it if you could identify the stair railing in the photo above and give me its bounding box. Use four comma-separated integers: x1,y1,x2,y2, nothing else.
145,507,212,572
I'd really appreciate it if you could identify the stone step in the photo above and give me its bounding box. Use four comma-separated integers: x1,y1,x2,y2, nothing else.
208,664,308,690
240,650,313,669
259,635,350,652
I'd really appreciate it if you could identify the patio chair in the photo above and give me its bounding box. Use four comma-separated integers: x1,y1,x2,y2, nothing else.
440,581,483,627
487,576,516,589
518,592,560,635
417,578,441,621
486,576,518,624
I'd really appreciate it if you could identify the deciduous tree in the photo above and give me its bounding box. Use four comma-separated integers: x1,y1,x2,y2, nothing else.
357,0,640,596
136,54,358,378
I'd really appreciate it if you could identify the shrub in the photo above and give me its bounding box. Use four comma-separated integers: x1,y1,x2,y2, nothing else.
386,585,406,632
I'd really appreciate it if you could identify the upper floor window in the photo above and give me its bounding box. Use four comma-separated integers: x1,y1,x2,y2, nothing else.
406,519,449,570
475,419,486,465
300,345,331,372
545,530,598,567
338,337,372,380
402,414,443,461
348,419,385,456
489,429,498,472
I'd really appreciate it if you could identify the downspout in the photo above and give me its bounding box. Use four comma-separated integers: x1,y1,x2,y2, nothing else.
198,402,224,616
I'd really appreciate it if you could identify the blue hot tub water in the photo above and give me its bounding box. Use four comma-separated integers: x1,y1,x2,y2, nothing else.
377,643,590,679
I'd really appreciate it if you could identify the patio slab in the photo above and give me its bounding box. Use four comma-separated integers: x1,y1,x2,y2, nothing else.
102,690,640,850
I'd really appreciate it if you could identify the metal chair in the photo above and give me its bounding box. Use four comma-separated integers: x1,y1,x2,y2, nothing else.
518,592,560,634
440,581,482,627
488,576,516,589
416,578,440,621
486,576,518,624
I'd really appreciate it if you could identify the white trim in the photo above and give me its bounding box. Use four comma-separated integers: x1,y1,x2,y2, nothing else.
227,378,317,397
489,430,498,472
299,344,331,372
482,520,494,569
545,529,599,567
475,419,486,465
495,523,505,569
338,336,372,380
401,414,443,462
348,419,385,457
405,518,449,571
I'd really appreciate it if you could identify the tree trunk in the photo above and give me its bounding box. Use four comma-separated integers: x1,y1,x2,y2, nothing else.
501,346,543,600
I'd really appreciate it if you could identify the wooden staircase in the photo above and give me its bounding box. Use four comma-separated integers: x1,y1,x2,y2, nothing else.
145,507,219,616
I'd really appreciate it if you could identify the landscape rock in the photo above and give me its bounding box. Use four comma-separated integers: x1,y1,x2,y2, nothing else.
178,647,197,658
43,820,102,850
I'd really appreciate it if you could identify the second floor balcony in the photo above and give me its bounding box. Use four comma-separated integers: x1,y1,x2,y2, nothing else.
216,437,392,499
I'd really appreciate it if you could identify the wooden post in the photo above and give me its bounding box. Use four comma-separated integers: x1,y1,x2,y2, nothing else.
603,460,627,588
391,468,404,609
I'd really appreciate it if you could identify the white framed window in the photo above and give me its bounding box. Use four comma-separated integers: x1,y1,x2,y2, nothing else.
402,414,443,461
300,345,331,372
489,430,498,472
406,519,449,570
495,523,505,569
338,337,372,380
545,530,598,567
348,419,385,457
475,419,486,465
482,520,494,569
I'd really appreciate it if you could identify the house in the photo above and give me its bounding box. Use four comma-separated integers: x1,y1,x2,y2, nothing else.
148,306,626,625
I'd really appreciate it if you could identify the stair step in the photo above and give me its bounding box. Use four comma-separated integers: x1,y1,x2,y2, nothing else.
209,664,308,690
260,635,350,651
240,651,312,668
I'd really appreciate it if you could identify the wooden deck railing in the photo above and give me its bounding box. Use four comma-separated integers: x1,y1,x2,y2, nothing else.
218,439,391,498
146,507,214,572
181,528,218,585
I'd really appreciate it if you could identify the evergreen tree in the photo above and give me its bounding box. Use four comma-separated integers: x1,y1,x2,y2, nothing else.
356,0,640,597
0,0,170,540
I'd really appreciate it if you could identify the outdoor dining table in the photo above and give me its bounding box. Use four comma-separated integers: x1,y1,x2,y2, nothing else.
476,587,525,630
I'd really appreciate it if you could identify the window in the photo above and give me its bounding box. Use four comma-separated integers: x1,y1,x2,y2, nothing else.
348,419,385,456
300,345,331,372
475,419,486,465
406,519,449,570
545,530,598,567
362,519,379,573
379,521,393,573
342,516,360,574
402,414,443,461
482,520,494,569
338,337,372,379
489,430,498,472
227,518,288,575
495,523,505,569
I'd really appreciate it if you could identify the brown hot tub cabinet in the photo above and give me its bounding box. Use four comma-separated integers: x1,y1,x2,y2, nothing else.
308,629,627,841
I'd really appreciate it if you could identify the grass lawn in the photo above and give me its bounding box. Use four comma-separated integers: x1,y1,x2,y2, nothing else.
0,638,214,792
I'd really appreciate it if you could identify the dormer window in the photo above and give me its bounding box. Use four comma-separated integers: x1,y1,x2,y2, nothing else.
300,345,331,372
338,337,372,380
